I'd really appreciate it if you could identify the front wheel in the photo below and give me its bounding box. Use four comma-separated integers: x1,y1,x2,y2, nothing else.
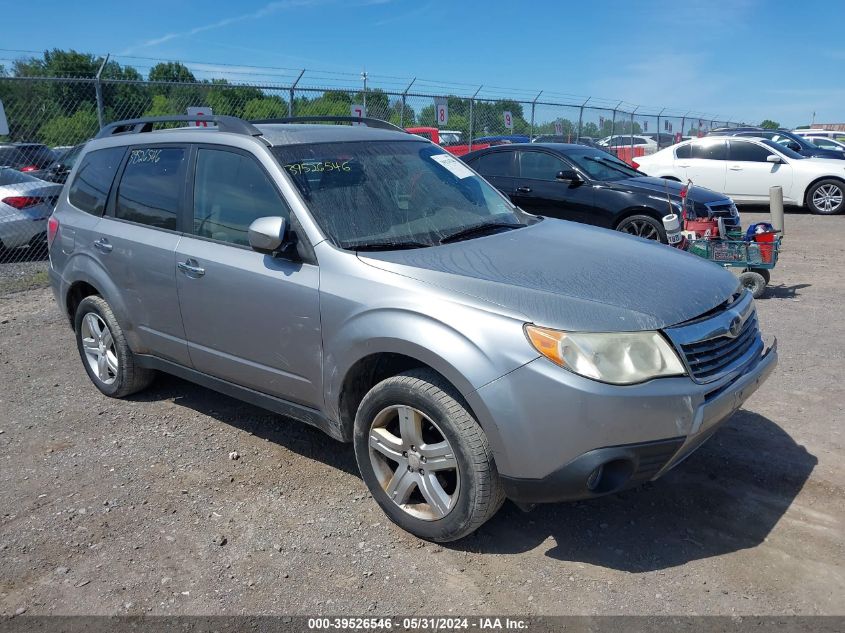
616,214,666,242
353,369,504,542
806,179,844,215
739,270,767,299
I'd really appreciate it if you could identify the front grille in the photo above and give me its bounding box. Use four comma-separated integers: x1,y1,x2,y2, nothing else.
665,291,763,384
680,312,760,381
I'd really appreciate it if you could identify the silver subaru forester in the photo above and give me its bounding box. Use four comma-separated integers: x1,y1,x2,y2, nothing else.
48,115,777,541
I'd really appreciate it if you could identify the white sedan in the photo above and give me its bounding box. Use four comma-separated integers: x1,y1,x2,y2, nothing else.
633,136,845,214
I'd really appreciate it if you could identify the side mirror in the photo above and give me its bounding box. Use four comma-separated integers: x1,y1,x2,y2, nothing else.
556,169,582,182
766,155,783,164
248,216,288,254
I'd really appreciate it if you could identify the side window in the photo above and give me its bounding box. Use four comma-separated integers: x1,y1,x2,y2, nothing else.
68,147,125,216
729,140,773,162
690,140,727,160
518,151,565,180
193,148,290,246
675,144,691,159
115,147,186,230
469,151,514,177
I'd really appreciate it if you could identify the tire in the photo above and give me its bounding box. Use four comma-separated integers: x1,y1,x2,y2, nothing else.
750,267,770,285
74,295,155,398
353,368,504,542
739,271,767,299
616,214,667,242
805,179,844,215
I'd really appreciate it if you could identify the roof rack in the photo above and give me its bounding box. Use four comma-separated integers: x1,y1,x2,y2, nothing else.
251,116,407,133
96,115,263,139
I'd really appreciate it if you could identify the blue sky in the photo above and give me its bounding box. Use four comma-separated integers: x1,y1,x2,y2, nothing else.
3,0,843,126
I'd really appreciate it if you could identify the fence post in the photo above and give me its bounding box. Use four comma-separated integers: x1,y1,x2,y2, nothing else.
289,69,305,117
530,90,542,140
468,85,482,152
94,54,109,130
361,71,368,112
631,105,639,153
656,107,665,149
576,96,590,141
610,100,622,141
400,77,415,128
681,110,690,138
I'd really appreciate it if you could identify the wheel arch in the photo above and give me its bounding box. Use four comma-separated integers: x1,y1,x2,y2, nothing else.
802,175,845,209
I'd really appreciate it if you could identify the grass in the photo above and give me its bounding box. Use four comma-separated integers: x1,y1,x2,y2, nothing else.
0,269,50,295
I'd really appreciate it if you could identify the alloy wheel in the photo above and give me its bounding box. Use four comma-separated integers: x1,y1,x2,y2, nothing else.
367,405,460,521
80,312,118,385
619,219,660,240
812,184,843,213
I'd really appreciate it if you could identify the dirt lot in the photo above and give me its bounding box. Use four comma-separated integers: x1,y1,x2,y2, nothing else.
0,210,842,617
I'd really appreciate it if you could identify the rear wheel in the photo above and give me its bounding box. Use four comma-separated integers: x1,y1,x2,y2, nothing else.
805,179,844,215
74,295,155,398
616,214,666,242
353,369,504,542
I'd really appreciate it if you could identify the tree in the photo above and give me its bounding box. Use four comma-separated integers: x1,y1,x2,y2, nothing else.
760,119,780,129
38,103,99,145
242,96,287,120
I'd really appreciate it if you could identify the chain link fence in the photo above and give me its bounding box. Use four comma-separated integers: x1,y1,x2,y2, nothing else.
0,64,744,276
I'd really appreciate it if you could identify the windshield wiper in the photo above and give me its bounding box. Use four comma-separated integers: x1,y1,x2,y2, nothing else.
348,239,432,252
439,221,523,244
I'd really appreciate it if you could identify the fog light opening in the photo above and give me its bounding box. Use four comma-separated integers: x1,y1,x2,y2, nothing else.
586,464,604,491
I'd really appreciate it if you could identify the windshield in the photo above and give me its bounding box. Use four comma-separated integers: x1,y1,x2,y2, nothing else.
272,140,525,249
565,149,642,180
760,139,804,159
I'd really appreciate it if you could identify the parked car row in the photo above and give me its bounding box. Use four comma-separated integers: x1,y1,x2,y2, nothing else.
47,114,777,542
634,135,845,215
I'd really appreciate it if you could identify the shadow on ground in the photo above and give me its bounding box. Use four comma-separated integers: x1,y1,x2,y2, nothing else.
134,375,816,574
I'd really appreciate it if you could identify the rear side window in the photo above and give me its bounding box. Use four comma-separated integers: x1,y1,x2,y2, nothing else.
469,151,514,177
68,147,125,216
675,144,691,158
193,148,290,246
115,147,186,230
690,140,727,160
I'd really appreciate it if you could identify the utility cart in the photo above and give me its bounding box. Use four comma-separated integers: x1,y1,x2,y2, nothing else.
686,231,782,298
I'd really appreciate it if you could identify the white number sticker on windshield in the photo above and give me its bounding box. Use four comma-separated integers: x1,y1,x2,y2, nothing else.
429,154,475,179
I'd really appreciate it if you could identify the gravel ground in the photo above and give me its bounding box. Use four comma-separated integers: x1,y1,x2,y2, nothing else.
0,210,842,616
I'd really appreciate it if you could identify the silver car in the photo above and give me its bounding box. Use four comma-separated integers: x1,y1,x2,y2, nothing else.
0,168,62,253
48,115,777,542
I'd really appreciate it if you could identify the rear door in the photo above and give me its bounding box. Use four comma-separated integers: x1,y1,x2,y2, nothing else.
92,144,191,365
465,149,518,200
725,139,793,201
512,149,596,224
677,138,728,193
174,145,322,407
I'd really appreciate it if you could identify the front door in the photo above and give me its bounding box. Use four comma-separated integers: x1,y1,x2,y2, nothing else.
512,149,596,224
725,139,794,201
175,146,322,408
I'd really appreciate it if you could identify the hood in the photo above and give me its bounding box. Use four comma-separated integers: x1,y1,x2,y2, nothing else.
612,176,729,203
359,220,739,332
804,148,845,160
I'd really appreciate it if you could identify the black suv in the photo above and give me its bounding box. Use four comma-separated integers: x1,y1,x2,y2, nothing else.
707,127,844,160
463,143,739,242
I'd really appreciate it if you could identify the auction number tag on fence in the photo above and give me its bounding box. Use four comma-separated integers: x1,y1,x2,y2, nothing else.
351,104,366,125
503,111,513,130
187,106,213,127
0,100,9,136
435,98,448,127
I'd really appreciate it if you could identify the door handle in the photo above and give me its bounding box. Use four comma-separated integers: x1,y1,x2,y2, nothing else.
93,238,112,253
678,163,691,168
729,165,743,171
177,259,205,277
516,186,532,194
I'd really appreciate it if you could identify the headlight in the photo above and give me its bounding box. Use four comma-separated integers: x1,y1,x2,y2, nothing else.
524,325,686,385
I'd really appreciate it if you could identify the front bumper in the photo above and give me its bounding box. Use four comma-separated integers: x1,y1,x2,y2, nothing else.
465,338,777,504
